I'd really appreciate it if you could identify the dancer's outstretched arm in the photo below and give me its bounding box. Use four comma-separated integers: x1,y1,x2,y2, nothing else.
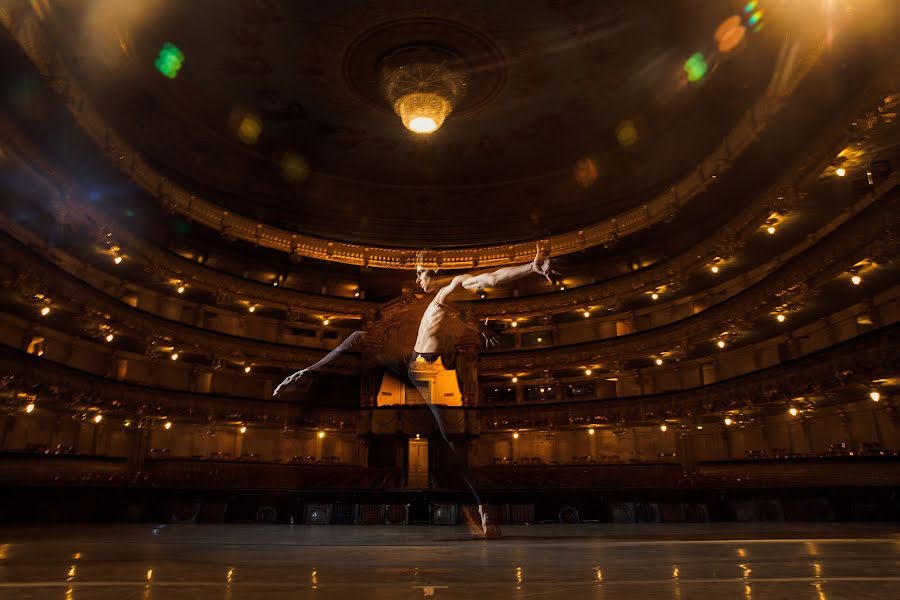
459,244,556,293
273,330,366,396
430,245,556,305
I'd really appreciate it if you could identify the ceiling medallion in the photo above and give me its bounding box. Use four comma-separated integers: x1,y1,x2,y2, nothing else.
380,46,469,134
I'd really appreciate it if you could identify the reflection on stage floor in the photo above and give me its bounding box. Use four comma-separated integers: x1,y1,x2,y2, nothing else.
0,523,898,599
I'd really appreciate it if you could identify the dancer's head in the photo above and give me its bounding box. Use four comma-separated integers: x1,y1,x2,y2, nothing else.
415,249,435,292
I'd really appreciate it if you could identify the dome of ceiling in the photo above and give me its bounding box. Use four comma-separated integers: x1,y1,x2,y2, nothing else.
38,0,782,247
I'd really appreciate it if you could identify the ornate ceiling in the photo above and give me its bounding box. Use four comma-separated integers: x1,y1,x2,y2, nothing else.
10,0,790,249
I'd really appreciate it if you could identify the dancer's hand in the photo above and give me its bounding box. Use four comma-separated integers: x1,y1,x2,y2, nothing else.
532,244,559,284
481,330,500,349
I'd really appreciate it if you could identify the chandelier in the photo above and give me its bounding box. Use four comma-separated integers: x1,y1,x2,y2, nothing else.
381,47,468,134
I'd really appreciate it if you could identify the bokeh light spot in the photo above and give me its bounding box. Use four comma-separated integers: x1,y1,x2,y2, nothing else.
615,120,639,147
281,153,310,183
236,114,262,144
748,10,764,27
573,158,598,188
155,42,184,79
683,53,708,83
715,16,746,53
744,1,758,14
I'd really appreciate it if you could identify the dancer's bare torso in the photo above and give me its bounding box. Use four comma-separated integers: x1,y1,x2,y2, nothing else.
414,299,450,354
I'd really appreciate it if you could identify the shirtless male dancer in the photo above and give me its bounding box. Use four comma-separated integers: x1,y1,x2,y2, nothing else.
274,245,556,533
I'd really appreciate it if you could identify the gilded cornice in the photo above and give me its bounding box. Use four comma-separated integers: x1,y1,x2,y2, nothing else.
479,190,900,372
1,101,896,322
471,101,899,318
0,185,894,377
0,2,828,268
478,323,899,428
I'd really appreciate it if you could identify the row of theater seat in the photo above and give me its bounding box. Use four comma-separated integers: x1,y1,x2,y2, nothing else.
492,455,625,465
180,498,856,524
472,464,685,489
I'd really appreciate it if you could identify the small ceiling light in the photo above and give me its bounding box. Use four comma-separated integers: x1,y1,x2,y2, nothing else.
776,314,786,323
851,275,862,285
164,421,173,430
511,376,518,383
583,311,591,318
536,337,543,343
655,358,663,366
767,226,776,235
717,340,726,349
724,417,733,426
40,306,50,316
170,353,179,361
25,402,35,413
239,425,247,434
710,266,719,274
869,391,880,402
244,366,252,374
696,425,704,430
788,407,798,417
588,428,595,435
114,256,123,264
835,167,846,177
584,369,592,376
512,431,519,439
651,293,659,300
660,424,668,432
94,414,103,424
176,285,185,294
539,388,545,393
248,306,256,313
317,430,326,439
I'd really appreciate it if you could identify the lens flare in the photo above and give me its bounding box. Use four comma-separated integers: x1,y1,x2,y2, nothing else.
684,53,708,83
155,42,184,79
237,115,262,144
573,158,598,188
615,120,639,147
715,16,746,53
281,153,310,183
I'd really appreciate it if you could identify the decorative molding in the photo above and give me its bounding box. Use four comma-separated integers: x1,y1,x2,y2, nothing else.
0,234,359,370
478,323,899,429
479,190,900,371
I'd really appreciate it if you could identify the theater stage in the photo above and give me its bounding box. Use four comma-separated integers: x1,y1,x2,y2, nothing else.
0,523,897,599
